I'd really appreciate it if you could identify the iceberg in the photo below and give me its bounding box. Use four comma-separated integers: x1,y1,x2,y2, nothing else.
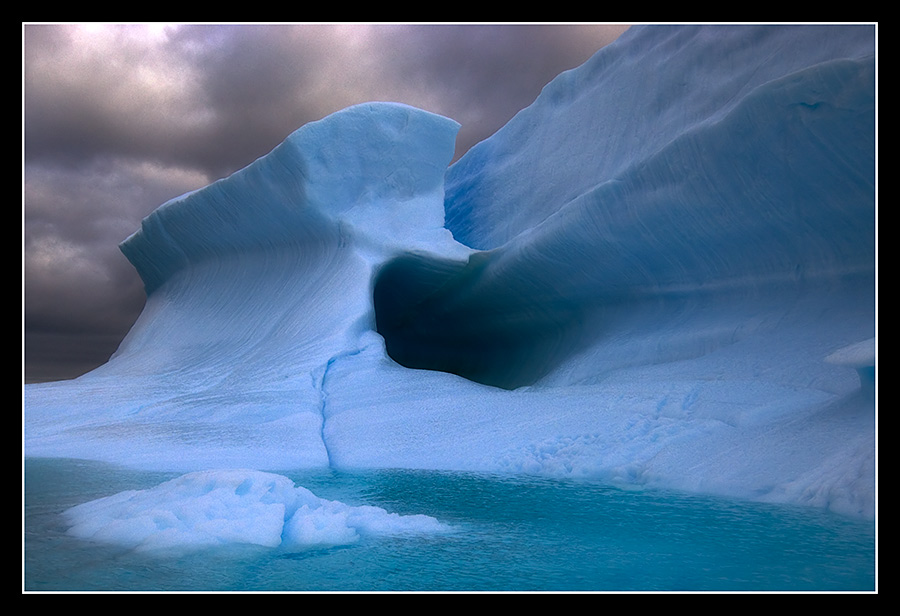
62,469,449,553
25,24,876,527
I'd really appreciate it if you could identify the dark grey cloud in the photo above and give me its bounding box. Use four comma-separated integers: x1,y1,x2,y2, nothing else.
23,23,629,382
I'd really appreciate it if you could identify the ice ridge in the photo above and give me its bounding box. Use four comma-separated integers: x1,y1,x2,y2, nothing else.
24,25,876,519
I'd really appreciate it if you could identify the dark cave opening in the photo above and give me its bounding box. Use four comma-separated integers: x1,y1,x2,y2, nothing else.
373,252,586,390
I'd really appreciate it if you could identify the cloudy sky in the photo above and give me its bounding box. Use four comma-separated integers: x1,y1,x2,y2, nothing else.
23,23,630,383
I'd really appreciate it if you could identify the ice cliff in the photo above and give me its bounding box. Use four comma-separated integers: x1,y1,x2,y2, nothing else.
25,25,876,519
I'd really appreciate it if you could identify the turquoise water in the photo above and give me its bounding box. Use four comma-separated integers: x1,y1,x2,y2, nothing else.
24,458,875,592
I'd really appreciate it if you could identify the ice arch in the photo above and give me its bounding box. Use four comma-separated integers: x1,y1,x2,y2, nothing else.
24,26,876,520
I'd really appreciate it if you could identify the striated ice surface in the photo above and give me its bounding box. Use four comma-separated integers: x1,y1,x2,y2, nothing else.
25,25,876,528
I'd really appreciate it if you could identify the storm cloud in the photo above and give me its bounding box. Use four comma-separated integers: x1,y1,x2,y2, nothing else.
23,23,629,382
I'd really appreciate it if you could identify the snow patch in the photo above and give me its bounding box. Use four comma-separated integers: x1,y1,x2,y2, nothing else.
63,469,450,553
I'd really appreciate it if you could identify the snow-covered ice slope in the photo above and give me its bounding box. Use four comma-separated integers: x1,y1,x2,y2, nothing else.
25,102,469,471
24,25,876,519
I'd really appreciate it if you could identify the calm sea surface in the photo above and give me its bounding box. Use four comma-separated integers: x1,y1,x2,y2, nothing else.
24,457,875,592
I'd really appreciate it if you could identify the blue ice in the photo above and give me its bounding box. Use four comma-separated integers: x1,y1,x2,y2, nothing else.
25,26,876,554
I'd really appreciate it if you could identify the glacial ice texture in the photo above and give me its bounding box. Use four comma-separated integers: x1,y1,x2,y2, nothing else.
25,25,876,521
63,470,449,553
